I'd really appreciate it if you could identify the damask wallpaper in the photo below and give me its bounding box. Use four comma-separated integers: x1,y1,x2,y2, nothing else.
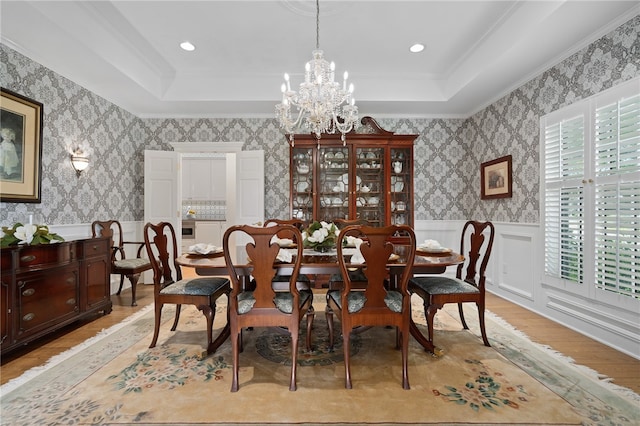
1,15,638,227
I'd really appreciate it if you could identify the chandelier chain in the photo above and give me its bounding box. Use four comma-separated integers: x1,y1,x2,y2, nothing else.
316,0,320,50
275,0,358,146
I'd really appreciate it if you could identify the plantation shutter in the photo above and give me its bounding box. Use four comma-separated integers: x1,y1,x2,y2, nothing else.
543,116,585,283
593,94,640,297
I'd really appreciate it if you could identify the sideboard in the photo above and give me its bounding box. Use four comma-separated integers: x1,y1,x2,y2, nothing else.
1,237,112,355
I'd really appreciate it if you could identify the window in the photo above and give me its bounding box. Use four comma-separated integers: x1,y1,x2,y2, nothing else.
542,78,640,299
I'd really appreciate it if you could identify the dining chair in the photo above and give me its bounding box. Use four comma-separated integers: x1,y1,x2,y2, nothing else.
91,220,152,306
409,220,495,350
326,224,416,389
144,222,231,355
223,224,314,392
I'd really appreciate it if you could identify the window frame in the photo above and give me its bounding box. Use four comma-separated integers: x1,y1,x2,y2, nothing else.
540,77,640,309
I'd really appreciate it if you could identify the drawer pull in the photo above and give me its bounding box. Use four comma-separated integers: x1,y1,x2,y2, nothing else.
23,313,35,322
20,255,36,263
22,288,35,296
66,277,75,284
66,298,76,305
92,245,98,251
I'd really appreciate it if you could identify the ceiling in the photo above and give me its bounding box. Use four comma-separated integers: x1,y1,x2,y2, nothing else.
1,1,638,119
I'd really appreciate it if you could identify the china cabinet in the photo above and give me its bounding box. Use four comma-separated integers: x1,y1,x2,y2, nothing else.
289,117,417,227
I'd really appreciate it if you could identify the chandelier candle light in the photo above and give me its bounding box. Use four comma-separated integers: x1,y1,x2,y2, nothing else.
276,0,358,147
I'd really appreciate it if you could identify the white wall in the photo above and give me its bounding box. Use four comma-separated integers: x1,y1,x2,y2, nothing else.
416,220,640,360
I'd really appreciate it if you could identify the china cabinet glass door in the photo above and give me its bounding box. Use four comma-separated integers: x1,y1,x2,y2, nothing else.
355,147,385,225
291,147,313,221
318,146,350,221
390,147,411,226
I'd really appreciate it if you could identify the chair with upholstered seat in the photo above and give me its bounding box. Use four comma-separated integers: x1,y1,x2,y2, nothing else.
144,222,231,355
326,224,416,389
223,224,314,392
409,220,495,350
92,220,152,306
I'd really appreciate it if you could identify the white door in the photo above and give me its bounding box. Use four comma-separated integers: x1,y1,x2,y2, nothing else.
225,150,264,261
235,150,264,227
144,150,181,279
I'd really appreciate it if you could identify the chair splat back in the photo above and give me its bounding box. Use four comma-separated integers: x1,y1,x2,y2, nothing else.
245,231,283,307
458,221,494,288
146,223,181,288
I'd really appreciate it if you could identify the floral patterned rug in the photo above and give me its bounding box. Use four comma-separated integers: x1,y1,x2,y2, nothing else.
1,294,638,425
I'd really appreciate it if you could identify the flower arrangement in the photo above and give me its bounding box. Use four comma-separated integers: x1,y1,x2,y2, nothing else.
1,223,64,247
302,221,339,252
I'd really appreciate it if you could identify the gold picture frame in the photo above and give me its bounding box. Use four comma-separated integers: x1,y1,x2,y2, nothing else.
0,88,44,203
481,155,512,200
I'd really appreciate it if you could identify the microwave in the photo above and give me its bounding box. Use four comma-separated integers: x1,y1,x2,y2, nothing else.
182,220,196,239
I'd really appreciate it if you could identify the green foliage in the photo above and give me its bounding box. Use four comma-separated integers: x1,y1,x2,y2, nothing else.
1,222,65,247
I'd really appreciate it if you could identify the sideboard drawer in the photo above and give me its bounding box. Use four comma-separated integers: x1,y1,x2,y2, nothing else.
78,238,110,259
16,266,79,338
16,242,75,272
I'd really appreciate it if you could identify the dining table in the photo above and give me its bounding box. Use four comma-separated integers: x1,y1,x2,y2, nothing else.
177,246,464,354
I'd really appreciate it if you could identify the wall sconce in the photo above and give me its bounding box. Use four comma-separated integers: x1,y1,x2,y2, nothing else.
70,152,89,177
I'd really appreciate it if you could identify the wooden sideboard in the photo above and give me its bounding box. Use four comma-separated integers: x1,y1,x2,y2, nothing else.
0,237,112,355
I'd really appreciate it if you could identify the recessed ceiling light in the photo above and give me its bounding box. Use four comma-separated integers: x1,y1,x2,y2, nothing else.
410,43,424,53
180,41,195,52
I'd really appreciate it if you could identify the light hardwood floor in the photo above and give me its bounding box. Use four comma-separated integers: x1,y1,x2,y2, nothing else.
2,282,639,394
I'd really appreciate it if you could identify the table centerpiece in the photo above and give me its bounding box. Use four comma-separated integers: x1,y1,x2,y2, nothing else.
302,221,339,252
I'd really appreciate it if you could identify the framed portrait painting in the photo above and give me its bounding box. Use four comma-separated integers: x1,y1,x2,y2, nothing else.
0,88,43,203
481,155,512,200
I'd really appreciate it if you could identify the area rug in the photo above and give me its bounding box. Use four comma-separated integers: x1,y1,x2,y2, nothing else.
1,295,638,425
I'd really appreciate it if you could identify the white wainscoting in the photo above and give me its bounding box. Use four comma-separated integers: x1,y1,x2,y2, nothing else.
50,221,149,294
416,220,640,359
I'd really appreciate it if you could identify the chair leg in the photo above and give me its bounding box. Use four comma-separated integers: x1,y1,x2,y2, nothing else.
230,330,241,392
171,304,182,331
477,302,490,347
425,303,440,348
197,304,215,354
401,327,410,390
325,306,335,351
343,328,352,389
149,303,164,348
458,303,469,330
305,307,315,352
126,273,141,306
289,324,299,391
116,275,125,295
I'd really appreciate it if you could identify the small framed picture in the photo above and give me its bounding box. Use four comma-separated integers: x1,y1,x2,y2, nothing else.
481,155,512,200
0,88,44,203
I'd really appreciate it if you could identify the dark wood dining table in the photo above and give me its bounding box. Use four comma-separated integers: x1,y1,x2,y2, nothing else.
177,247,464,354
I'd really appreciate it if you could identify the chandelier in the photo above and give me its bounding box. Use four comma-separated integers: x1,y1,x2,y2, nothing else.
275,0,358,147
